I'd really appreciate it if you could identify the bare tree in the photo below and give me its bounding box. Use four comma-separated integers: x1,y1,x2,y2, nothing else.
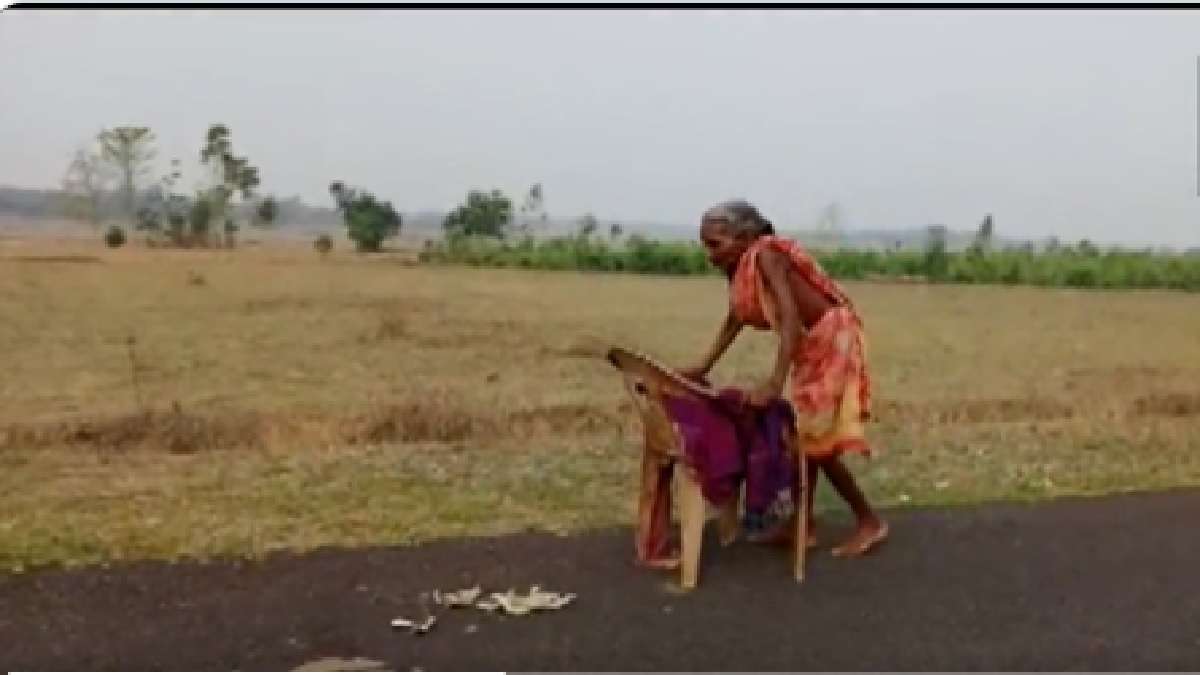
968,213,995,258
517,182,547,234
60,146,112,228
577,212,598,239
98,126,157,224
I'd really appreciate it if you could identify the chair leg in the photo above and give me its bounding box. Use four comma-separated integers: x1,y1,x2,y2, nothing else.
794,456,809,583
677,466,706,590
636,450,675,566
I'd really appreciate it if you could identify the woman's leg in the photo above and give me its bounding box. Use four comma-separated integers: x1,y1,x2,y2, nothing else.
818,455,888,557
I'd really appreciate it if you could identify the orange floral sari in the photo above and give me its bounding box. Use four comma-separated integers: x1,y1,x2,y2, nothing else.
730,236,873,458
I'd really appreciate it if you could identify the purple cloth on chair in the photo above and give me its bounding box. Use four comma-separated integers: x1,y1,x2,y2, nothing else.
661,388,796,514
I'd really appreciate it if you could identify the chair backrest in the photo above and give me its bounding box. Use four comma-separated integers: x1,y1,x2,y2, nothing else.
606,347,718,461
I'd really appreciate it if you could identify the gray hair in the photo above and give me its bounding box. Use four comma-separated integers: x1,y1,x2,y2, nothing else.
701,199,775,239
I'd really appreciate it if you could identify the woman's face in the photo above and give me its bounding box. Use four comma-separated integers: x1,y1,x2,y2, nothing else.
700,219,748,272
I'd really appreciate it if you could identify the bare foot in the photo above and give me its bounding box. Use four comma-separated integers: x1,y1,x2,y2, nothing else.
802,516,819,549
803,522,819,550
718,528,739,547
831,520,889,558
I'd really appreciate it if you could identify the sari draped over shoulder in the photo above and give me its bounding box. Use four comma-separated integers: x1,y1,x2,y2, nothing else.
730,236,874,458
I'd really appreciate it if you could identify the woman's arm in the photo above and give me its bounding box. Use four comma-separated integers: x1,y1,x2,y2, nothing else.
682,309,743,379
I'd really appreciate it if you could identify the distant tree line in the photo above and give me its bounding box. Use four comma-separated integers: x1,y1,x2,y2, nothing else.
422,206,1200,291
23,133,1200,291
2,184,339,229
52,124,280,249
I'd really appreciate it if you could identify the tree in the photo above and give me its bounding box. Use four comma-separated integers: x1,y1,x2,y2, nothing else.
187,194,213,246
104,225,127,248
134,206,161,234
162,161,189,244
924,224,950,280
198,124,272,248
979,213,994,242
329,181,402,252
443,189,513,239
98,127,157,224
517,183,547,234
968,213,995,258
142,159,188,244
255,196,277,226
577,213,599,239
314,233,333,257
60,146,112,228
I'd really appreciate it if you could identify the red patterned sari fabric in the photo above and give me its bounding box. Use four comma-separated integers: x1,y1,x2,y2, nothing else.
730,236,874,458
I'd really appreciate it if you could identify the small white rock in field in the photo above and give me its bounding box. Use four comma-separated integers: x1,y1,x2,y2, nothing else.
474,586,576,615
390,615,436,634
434,586,482,608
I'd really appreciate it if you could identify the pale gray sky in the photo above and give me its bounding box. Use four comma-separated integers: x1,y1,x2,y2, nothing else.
1,9,1198,247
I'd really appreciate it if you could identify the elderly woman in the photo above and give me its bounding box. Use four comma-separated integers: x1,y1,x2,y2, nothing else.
680,200,888,557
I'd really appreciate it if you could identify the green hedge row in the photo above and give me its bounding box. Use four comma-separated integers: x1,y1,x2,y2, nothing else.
420,236,1200,291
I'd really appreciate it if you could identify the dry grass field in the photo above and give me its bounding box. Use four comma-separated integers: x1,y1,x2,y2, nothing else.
2,235,1199,572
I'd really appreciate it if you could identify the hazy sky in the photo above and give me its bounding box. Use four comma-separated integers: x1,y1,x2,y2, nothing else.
2,9,1198,247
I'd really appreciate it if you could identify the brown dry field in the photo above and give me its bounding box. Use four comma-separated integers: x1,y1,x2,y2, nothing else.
2,234,1199,572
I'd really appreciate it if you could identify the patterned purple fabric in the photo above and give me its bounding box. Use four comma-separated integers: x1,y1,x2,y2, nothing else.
661,388,796,514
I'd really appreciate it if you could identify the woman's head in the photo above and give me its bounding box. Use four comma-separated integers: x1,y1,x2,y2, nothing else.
699,199,775,272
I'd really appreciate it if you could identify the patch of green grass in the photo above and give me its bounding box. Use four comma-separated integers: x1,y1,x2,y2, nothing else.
0,440,636,572
5,415,1200,573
